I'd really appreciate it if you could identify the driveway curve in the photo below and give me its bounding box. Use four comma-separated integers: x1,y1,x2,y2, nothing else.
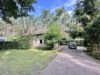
40,46,100,75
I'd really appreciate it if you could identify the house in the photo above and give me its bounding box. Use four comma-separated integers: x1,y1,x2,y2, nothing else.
33,25,48,47
32,24,70,47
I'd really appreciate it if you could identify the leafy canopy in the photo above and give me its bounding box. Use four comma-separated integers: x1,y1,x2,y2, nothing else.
74,0,100,26
0,0,36,23
44,23,62,41
74,0,100,51
44,22,62,49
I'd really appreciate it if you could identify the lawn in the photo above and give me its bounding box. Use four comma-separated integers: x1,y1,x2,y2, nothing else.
0,49,58,75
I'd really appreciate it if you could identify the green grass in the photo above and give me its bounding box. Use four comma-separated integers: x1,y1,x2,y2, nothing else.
0,49,58,75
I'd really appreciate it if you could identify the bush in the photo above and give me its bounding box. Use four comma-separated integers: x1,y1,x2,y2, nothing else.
0,41,19,50
59,38,67,45
66,39,84,46
67,39,75,44
16,35,33,49
0,35,33,50
44,23,62,50
45,40,54,50
89,52,100,59
75,39,84,46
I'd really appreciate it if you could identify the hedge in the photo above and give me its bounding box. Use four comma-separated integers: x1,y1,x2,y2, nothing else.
0,35,33,50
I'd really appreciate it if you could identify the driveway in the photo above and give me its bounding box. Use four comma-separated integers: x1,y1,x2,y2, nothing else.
40,46,100,75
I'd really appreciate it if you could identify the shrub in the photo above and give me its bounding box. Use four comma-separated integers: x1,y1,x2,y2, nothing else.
89,52,100,59
44,23,62,50
75,38,84,46
67,39,84,46
0,41,19,50
0,35,33,50
16,35,33,49
59,38,67,45
45,40,54,50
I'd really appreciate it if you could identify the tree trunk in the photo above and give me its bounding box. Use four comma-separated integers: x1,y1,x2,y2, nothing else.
97,42,100,52
90,39,94,52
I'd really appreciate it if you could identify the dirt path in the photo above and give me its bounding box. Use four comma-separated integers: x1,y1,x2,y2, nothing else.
40,46,100,75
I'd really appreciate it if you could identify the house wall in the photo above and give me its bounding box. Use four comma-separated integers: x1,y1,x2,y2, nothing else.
33,35,44,47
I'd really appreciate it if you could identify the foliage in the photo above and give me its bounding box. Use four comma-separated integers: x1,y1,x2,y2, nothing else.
54,7,69,25
41,10,51,25
0,0,36,23
0,41,19,50
44,23,62,49
85,15,100,49
74,0,100,52
59,38,67,45
92,16,100,42
42,10,50,18
66,38,84,46
56,7,65,16
69,24,84,38
16,35,33,49
0,7,70,36
0,35,33,50
74,0,99,26
75,38,84,46
89,52,100,59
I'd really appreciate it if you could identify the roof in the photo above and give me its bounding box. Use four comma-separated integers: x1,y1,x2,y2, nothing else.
33,25,48,35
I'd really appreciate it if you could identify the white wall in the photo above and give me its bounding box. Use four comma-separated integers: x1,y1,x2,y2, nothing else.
33,36,44,47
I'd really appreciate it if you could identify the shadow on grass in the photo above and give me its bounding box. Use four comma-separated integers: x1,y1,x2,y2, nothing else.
35,46,54,51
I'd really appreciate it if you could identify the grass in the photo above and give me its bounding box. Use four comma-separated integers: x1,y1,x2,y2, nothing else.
0,49,58,75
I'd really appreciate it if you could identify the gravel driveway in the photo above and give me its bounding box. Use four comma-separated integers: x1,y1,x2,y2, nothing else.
40,46,100,75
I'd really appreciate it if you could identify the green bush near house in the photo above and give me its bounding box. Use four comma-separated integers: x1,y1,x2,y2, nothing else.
15,35,33,49
45,40,55,50
59,38,67,45
0,35,33,50
44,23,62,50
0,41,19,50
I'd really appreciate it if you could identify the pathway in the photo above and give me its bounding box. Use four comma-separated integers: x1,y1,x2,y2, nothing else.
40,46,100,75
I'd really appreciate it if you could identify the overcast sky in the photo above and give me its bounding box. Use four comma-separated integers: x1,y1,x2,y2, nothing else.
29,0,77,16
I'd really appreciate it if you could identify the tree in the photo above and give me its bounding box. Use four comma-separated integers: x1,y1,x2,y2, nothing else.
41,10,51,25
69,24,84,39
74,0,100,52
54,7,65,21
56,7,65,16
44,23,62,49
74,0,99,27
0,0,36,23
42,10,50,18
93,16,100,50
85,15,100,51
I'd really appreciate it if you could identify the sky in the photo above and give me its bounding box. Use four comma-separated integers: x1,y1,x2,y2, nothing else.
29,0,77,16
